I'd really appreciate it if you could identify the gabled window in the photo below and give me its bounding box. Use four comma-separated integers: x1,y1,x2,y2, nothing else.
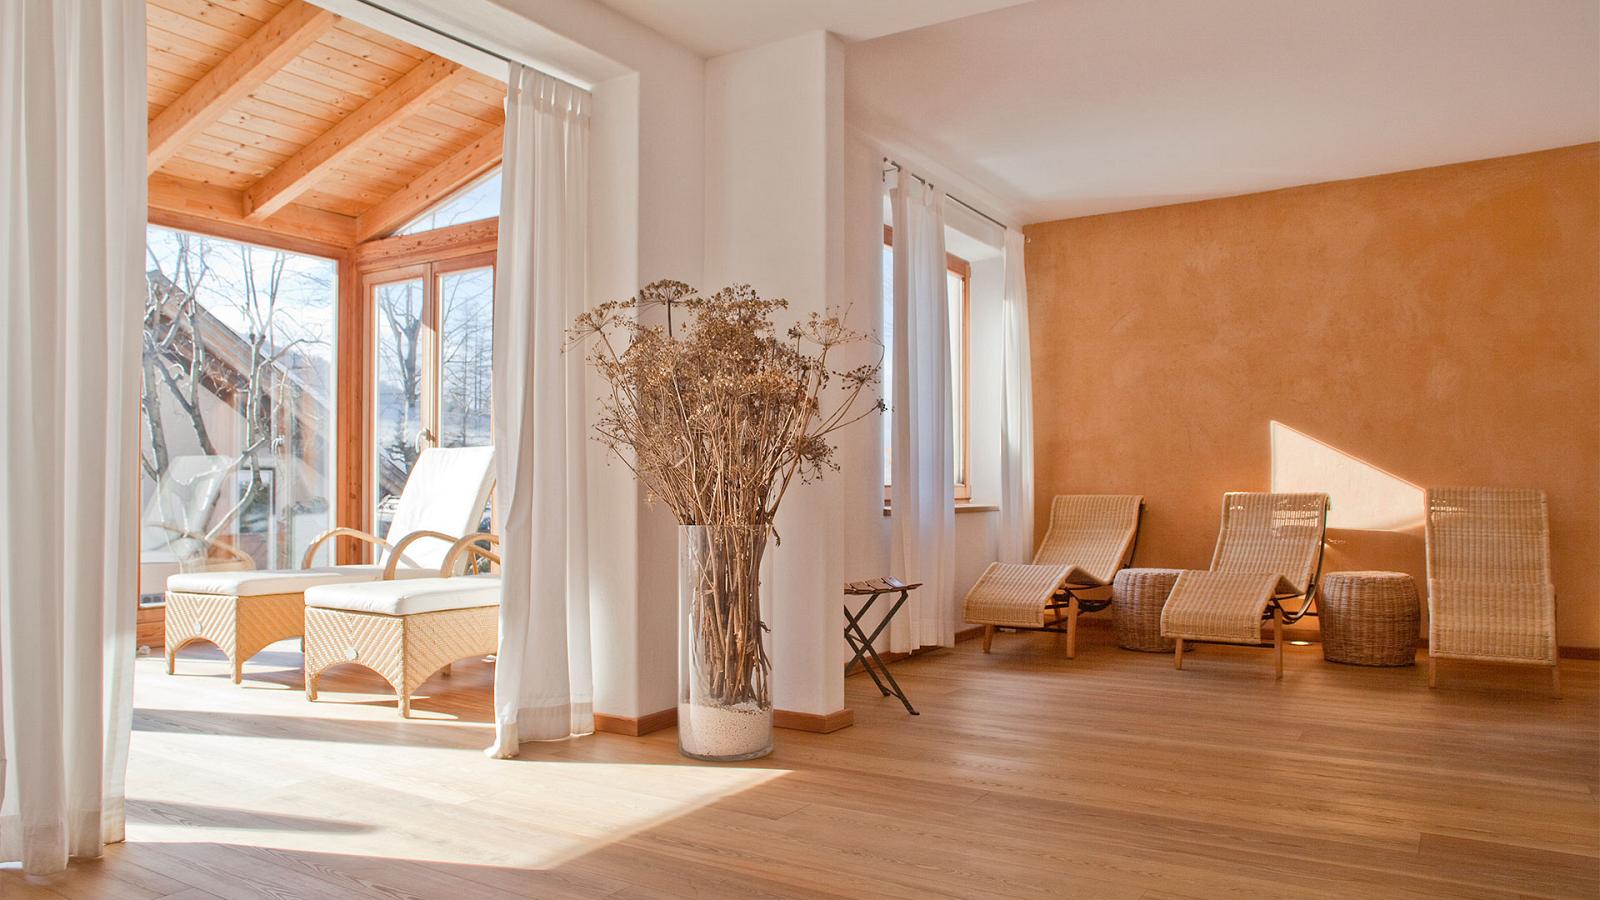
396,169,502,236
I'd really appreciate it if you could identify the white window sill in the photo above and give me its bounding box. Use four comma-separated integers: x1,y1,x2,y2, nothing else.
882,502,998,517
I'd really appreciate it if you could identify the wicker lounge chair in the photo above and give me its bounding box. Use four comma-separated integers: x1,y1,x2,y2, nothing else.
1160,492,1329,678
163,446,495,682
962,494,1144,657
1425,487,1559,696
304,533,501,717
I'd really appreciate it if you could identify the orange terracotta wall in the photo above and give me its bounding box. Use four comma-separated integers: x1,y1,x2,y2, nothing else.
1025,144,1600,649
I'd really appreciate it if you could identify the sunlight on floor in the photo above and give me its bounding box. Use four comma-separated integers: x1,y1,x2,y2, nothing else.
128,651,788,871
1269,420,1425,531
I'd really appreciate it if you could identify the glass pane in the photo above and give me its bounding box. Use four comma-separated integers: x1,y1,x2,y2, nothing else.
948,268,965,488
374,278,425,538
882,243,894,488
439,266,496,534
396,170,501,236
880,244,966,493
439,267,494,449
140,226,337,600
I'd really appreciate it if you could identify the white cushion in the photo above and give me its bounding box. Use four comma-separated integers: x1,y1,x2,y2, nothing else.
304,575,500,616
166,565,438,598
383,447,496,570
141,556,251,597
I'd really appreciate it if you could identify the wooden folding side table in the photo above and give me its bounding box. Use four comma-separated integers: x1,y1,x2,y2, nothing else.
843,577,922,715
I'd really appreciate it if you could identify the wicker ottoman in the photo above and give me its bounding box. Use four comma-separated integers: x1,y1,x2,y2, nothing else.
1112,567,1184,652
1319,571,1420,666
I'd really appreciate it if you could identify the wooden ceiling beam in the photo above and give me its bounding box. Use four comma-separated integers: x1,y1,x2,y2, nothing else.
244,55,471,221
148,0,339,173
355,124,503,243
149,174,357,251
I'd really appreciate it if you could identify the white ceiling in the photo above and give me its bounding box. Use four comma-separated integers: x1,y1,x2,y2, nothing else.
589,0,1030,58
846,0,1600,224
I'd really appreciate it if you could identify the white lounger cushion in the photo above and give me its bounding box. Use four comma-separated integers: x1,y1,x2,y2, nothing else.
380,446,496,570
304,576,500,617
166,565,437,598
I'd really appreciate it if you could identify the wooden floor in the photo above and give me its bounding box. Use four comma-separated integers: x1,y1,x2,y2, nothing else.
5,623,1598,899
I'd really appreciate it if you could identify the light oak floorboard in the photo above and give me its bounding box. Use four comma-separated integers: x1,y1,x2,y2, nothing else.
4,624,1595,898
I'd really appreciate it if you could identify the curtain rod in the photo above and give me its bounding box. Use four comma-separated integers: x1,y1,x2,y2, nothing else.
346,0,513,64
345,0,596,92
882,158,1009,233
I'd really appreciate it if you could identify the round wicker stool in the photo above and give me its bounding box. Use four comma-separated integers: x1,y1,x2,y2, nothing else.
1318,571,1420,666
1112,567,1184,652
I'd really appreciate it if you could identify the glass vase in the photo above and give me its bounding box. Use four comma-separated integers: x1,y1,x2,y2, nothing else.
677,523,773,761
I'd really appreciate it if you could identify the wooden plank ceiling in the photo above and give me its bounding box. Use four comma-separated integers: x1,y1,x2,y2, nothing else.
147,0,506,249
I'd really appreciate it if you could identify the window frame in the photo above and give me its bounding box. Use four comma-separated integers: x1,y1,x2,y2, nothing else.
352,217,498,555
882,224,973,504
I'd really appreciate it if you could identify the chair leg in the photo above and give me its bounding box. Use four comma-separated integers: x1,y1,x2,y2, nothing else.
306,671,319,701
1173,637,1184,669
1550,663,1561,698
231,653,244,685
982,624,994,654
165,644,176,675
1428,655,1437,689
1273,612,1284,680
399,693,411,718
441,662,452,677
1066,597,1080,659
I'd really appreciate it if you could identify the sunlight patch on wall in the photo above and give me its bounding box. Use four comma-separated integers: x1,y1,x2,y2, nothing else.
1269,421,1424,531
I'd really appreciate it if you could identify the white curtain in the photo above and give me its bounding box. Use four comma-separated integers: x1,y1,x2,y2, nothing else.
0,0,144,875
489,64,592,757
887,175,957,652
998,229,1036,563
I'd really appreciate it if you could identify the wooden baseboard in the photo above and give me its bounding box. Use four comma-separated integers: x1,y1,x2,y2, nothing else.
594,706,677,737
774,707,854,733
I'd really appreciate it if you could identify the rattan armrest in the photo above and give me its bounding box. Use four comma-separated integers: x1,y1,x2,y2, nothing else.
381,529,461,579
441,533,501,577
300,526,397,570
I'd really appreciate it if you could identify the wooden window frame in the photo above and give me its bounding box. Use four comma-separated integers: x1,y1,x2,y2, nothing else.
350,221,498,558
882,224,973,504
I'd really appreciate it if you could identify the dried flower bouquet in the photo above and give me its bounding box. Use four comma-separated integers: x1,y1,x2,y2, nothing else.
571,281,882,737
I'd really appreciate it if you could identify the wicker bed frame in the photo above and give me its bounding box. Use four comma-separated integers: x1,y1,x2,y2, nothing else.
163,526,457,682
304,604,499,717
164,591,303,684
304,534,501,717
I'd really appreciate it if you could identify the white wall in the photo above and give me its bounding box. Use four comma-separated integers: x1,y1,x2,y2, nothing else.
704,31,849,716
950,251,1005,626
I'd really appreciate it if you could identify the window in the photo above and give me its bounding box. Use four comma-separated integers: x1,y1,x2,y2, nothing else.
882,225,972,502
396,170,502,236
368,255,495,537
139,226,338,600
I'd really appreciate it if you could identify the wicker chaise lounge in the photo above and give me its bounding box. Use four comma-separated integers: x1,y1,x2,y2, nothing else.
1160,492,1329,678
163,446,496,682
963,494,1144,657
1425,487,1560,696
304,533,501,717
